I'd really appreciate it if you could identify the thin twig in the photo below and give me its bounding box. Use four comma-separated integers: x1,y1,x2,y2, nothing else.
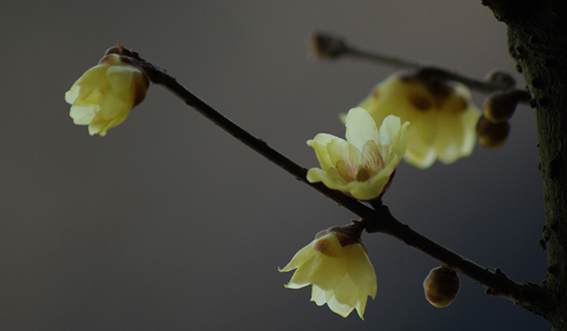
310,31,531,102
126,49,546,314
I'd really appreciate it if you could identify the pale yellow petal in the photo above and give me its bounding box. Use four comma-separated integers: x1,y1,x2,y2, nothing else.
360,140,382,171
326,295,355,318
99,91,130,120
354,293,368,319
433,112,466,164
346,245,377,298
64,84,81,104
327,138,355,169
459,106,481,156
404,147,436,169
306,168,349,192
308,255,346,290
286,257,316,288
311,285,333,306
404,115,437,168
344,177,388,201
377,114,402,146
306,168,333,185
72,65,110,96
307,133,338,172
69,105,97,125
333,274,361,308
88,121,107,136
345,107,379,151
106,65,142,104
279,244,315,272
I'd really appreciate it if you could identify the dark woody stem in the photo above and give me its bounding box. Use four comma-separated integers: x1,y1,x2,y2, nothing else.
310,31,530,102
128,49,547,315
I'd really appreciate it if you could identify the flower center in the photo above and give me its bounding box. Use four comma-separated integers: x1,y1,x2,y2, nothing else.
355,167,371,182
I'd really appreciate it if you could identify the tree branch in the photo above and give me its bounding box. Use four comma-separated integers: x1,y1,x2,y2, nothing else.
309,31,530,102
123,48,549,317
482,0,567,328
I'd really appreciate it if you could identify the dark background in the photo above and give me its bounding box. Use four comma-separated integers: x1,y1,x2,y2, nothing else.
0,1,547,330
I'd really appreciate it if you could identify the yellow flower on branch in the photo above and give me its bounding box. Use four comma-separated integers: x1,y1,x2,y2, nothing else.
279,227,377,319
307,107,409,201
357,72,481,169
65,50,149,136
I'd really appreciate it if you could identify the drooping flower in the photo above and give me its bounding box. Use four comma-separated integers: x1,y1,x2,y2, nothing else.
356,72,481,169
279,226,377,319
307,107,409,201
65,49,149,136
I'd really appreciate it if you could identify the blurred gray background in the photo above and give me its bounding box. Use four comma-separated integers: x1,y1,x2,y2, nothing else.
0,1,547,330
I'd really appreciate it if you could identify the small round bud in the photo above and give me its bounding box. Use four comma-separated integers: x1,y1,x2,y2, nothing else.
423,265,460,308
308,31,347,59
482,90,524,123
484,70,516,90
476,115,510,149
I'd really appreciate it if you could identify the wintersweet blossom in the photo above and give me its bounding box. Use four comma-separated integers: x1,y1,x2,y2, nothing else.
279,228,377,319
65,52,149,136
307,107,409,201
356,73,481,169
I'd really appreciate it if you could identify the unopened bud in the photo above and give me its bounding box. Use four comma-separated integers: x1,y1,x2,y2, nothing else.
476,115,510,149
483,90,524,123
308,31,347,59
423,265,460,308
485,70,516,90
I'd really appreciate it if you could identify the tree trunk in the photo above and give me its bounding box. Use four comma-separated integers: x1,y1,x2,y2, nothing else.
483,1,567,329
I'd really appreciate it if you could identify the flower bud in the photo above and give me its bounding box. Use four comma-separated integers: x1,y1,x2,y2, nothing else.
484,70,516,90
308,31,347,59
482,90,525,123
476,115,510,149
65,49,149,136
423,265,460,308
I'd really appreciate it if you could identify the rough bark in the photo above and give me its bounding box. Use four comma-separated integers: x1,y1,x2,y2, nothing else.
483,0,567,329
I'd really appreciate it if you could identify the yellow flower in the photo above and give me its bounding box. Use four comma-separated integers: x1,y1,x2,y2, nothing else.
357,73,481,169
307,107,409,201
279,228,377,319
65,52,149,136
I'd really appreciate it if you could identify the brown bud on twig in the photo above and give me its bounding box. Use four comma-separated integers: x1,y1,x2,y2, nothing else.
476,115,510,149
484,70,516,90
423,265,460,308
308,31,347,59
483,89,525,123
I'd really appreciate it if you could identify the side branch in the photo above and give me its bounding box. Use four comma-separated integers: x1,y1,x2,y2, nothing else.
366,206,551,314
130,50,548,315
310,31,529,102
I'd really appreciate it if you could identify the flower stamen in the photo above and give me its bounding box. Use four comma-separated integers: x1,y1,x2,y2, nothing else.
355,167,371,182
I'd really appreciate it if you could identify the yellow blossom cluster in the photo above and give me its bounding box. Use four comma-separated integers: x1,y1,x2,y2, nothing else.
64,48,479,322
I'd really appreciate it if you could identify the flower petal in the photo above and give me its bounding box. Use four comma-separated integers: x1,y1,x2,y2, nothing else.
346,245,377,298
311,285,333,306
279,243,315,272
333,274,361,308
307,133,338,172
326,295,355,318
69,105,97,125
345,107,379,150
354,292,368,319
